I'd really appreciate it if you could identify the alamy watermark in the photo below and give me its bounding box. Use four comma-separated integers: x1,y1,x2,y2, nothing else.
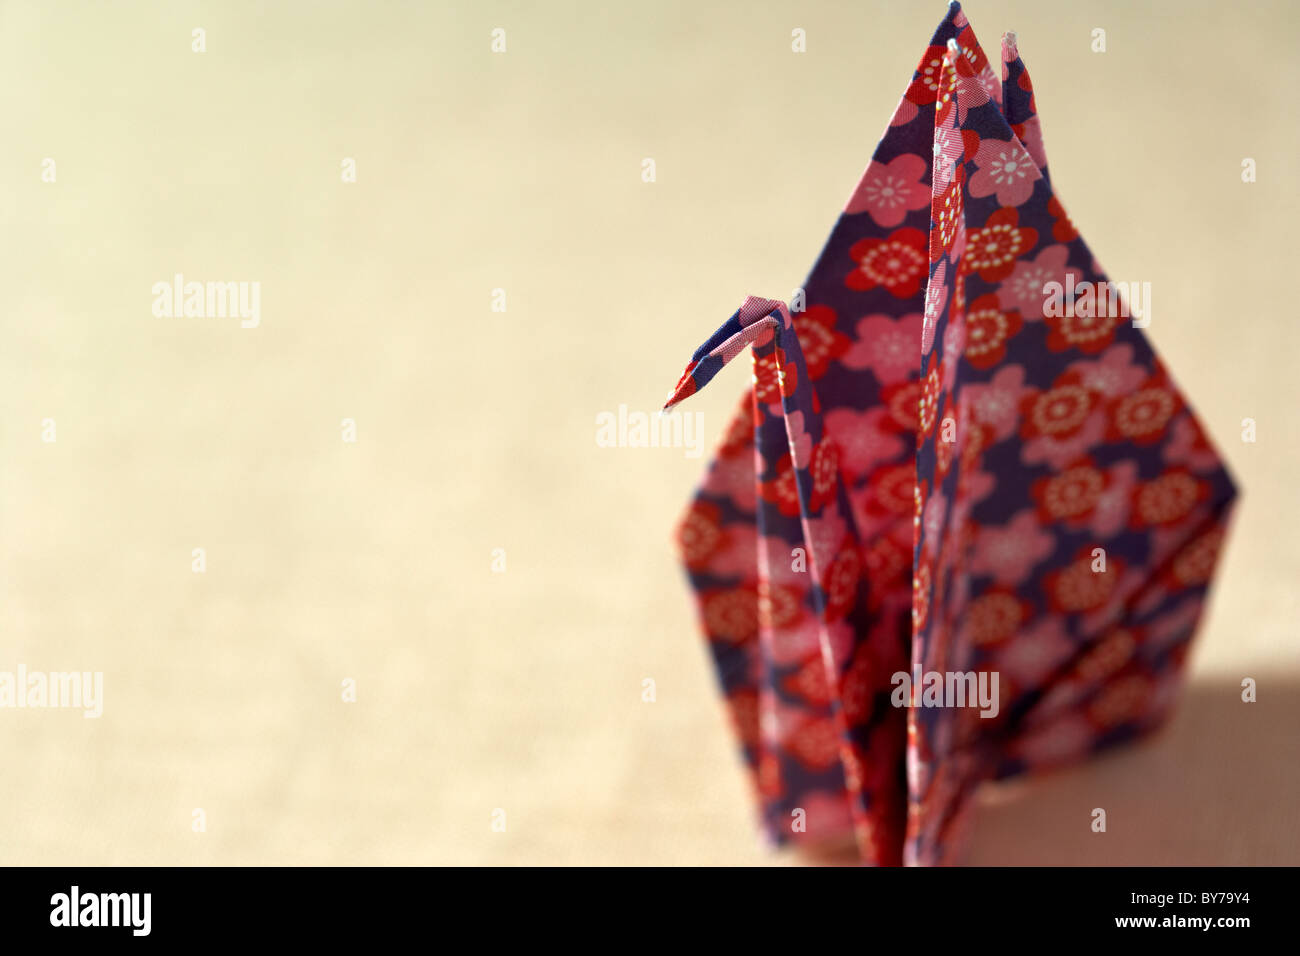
152,273,261,328
891,669,999,719
1043,276,1151,328
50,886,150,936
0,666,103,718
596,404,704,458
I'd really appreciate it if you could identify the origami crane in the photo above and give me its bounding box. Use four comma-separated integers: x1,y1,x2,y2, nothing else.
662,2,1237,865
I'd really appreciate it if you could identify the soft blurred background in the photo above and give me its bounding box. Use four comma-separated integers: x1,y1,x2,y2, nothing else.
0,0,1296,865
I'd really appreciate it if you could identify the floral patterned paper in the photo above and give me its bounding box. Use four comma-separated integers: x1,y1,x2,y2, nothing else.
662,1,1237,865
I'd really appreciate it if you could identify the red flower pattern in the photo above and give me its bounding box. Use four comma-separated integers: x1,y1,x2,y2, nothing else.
659,4,1235,868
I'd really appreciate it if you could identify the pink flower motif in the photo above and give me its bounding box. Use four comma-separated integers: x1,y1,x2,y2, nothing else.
906,745,930,800
767,622,818,667
841,312,923,384
1088,460,1138,539
1026,680,1089,727
1020,409,1107,471
941,320,965,389
784,409,813,468
845,153,931,226
969,509,1054,585
761,534,807,586
774,699,816,739
1012,713,1095,769
793,791,855,841
940,58,990,127
1067,343,1148,397
1163,415,1223,473
995,614,1074,688
804,511,848,567
931,124,964,191
969,136,1038,207
922,261,948,354
824,407,906,481
975,61,1002,104
822,619,857,672
1001,244,1080,321
963,364,1032,442
1016,115,1048,172
922,489,949,560
701,453,757,511
963,465,998,505
716,456,758,511
706,522,758,578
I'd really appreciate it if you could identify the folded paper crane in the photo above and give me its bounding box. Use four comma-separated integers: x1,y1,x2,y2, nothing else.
662,1,1237,865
